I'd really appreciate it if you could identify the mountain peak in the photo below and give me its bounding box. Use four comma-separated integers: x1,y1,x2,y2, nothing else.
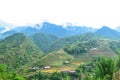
100,26,111,30
96,26,120,39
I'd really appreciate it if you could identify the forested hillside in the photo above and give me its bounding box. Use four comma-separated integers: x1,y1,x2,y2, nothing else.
49,32,103,52
0,33,43,69
30,32,58,53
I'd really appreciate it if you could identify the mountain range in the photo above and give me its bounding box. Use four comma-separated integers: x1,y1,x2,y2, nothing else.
0,21,120,40
0,21,120,72
0,22,97,38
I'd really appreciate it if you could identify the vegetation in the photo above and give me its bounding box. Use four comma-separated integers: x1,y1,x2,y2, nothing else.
49,32,101,52
32,49,74,67
109,41,120,53
64,40,98,55
26,55,120,80
0,32,120,80
0,64,25,80
85,57,116,80
0,33,43,69
30,32,58,53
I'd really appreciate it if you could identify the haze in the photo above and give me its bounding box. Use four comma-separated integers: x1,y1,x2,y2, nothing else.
0,0,120,29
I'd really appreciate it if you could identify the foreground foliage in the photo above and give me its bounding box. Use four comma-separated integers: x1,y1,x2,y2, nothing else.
0,64,25,80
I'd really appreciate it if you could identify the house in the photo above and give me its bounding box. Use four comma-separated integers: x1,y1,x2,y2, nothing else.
61,70,76,73
44,66,51,69
69,70,76,73
32,67,39,70
64,61,69,64
90,48,97,50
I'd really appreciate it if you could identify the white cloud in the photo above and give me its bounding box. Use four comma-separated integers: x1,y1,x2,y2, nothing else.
0,0,120,28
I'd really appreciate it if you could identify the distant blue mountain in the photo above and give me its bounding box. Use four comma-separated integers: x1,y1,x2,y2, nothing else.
7,22,96,37
39,22,68,37
41,22,97,37
1,22,120,40
66,26,96,36
0,27,5,32
38,22,96,37
13,27,27,32
19,27,40,36
96,26,120,39
0,30,17,39
0,22,97,38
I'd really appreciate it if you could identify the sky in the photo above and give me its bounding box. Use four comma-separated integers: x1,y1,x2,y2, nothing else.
0,0,120,29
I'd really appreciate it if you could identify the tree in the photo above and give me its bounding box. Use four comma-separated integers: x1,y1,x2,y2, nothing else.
0,64,7,79
114,50,120,80
92,57,116,80
0,64,25,80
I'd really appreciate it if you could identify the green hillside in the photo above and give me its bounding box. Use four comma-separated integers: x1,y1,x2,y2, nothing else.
63,39,117,59
64,40,99,55
0,33,43,69
32,49,74,67
30,32,58,53
49,32,104,52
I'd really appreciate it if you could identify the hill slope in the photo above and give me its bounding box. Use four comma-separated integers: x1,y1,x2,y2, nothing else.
32,50,74,67
0,33,43,69
64,40,116,57
30,32,58,53
49,33,103,51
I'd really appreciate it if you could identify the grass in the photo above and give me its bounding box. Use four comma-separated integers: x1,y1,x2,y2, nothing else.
32,49,74,67
41,59,85,73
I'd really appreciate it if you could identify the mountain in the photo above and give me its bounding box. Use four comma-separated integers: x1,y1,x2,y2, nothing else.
65,26,96,36
22,22,96,37
13,26,28,32
30,32,58,53
38,22,96,37
0,22,96,38
0,33,43,69
0,26,38,39
0,26,39,39
20,27,40,36
96,26,120,39
39,22,69,37
0,27,5,32
0,30,17,39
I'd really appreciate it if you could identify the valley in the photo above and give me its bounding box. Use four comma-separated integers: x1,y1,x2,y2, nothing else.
0,22,120,80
